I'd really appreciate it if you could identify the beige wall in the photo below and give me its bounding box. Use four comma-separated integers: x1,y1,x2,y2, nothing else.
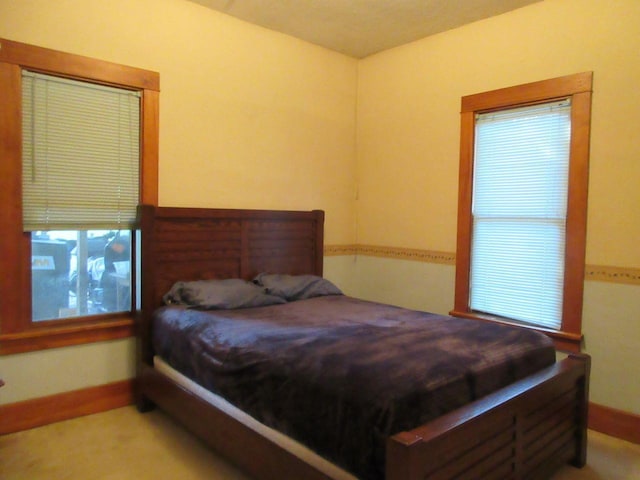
0,339,135,404
1,0,638,419
356,0,640,415
0,0,357,404
357,0,640,267
0,0,358,245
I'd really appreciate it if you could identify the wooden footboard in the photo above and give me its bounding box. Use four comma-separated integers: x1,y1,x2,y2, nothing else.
138,353,589,480
386,354,590,480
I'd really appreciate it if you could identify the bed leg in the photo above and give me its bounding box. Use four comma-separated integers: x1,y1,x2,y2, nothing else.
134,377,156,412
136,395,155,413
570,354,591,468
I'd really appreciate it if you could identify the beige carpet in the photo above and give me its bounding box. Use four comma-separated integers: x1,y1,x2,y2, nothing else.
1,406,639,479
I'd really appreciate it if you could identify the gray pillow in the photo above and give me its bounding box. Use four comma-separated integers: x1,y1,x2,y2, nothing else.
253,273,342,301
163,278,286,310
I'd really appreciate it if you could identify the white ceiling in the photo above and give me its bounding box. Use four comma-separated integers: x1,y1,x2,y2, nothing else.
187,0,541,58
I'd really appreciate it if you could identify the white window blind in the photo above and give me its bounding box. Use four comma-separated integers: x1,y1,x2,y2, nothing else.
470,100,571,330
22,70,141,231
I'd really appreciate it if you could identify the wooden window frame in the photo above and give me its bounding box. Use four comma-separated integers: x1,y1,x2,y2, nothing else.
450,72,593,352
0,38,159,355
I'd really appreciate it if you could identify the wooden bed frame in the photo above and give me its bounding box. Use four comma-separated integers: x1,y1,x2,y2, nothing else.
136,204,590,480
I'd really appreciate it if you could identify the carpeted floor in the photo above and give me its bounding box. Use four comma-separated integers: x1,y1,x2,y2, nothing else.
1,406,639,479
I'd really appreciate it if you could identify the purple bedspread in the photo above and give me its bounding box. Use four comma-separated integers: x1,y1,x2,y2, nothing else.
152,295,555,479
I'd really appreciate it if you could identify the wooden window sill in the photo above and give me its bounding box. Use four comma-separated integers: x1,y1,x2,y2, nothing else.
449,309,582,353
0,317,134,355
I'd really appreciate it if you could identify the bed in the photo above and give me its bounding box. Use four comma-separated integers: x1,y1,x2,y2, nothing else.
136,205,590,480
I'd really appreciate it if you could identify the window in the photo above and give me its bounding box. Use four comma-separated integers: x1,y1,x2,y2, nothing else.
0,38,159,354
23,71,141,321
451,72,592,351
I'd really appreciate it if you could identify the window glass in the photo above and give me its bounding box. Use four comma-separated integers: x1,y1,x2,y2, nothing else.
31,230,131,321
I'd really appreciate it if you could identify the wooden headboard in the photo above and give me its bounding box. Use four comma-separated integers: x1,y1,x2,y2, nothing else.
136,205,325,366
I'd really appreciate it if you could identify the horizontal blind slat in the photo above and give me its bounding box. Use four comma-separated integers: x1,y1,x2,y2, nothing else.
470,100,571,330
22,71,140,231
